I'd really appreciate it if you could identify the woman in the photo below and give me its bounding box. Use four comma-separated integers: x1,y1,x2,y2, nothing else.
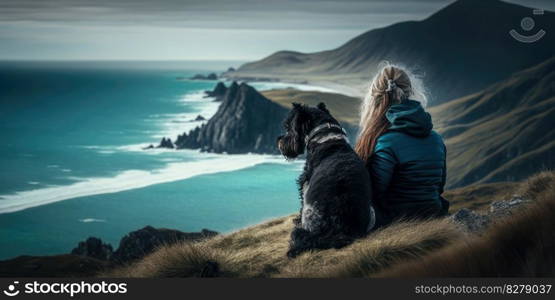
355,65,449,229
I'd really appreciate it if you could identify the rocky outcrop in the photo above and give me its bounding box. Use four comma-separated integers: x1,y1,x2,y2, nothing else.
111,226,218,263
175,82,289,154
157,137,174,149
193,115,206,121
1,226,218,276
71,237,113,261
204,81,227,101
190,73,218,80
451,194,530,233
143,137,174,150
71,227,217,264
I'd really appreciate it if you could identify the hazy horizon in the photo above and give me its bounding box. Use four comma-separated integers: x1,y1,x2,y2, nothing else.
1,0,554,61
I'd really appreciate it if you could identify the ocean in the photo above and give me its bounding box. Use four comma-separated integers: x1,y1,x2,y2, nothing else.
0,61,316,259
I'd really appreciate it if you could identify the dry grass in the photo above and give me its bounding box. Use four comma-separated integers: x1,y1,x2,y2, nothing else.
105,172,555,278
105,243,237,278
376,182,555,277
518,171,555,200
281,218,462,278
105,217,462,278
443,181,517,212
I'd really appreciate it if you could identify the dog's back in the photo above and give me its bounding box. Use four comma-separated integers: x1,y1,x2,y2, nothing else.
277,102,374,257
304,142,372,236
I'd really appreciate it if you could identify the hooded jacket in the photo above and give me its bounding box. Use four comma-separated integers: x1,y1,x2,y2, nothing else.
368,99,447,225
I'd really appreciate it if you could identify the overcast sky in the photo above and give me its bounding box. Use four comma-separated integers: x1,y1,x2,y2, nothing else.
0,0,553,61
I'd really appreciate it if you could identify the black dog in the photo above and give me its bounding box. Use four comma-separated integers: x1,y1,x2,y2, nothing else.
277,102,374,258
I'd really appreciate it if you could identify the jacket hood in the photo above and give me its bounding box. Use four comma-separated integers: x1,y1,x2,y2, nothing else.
386,99,433,137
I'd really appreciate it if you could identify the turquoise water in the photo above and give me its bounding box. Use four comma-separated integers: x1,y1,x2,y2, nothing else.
0,61,302,259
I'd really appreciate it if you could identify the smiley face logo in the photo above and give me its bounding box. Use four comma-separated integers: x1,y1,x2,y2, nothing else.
3,281,20,297
510,9,546,43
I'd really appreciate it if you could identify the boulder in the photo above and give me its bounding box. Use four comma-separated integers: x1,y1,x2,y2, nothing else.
70,237,113,261
451,194,530,233
489,195,530,218
111,226,218,263
194,115,206,121
451,208,491,233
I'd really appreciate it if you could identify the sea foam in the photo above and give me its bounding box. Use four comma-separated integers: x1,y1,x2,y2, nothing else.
152,90,220,140
0,154,295,214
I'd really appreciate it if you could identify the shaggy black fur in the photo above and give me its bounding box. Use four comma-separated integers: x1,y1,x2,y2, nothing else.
277,103,374,258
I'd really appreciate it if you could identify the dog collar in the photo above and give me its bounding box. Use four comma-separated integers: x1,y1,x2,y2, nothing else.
305,123,346,145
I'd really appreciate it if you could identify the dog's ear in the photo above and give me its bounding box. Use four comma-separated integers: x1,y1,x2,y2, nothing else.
317,102,330,114
290,104,308,155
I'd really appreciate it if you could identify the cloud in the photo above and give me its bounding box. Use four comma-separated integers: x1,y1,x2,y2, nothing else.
0,0,453,29
0,0,553,60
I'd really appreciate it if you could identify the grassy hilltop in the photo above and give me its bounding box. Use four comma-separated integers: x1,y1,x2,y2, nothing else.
262,89,361,125
105,171,555,278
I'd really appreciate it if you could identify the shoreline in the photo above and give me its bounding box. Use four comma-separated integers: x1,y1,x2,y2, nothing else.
0,153,296,215
0,79,350,215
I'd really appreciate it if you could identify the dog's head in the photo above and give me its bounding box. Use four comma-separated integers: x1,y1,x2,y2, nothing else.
277,102,335,159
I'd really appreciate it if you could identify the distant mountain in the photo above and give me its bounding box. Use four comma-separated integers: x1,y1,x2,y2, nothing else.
226,0,555,105
175,82,289,154
430,56,555,188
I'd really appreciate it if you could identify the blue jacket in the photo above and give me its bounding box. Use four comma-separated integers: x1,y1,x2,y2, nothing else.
368,100,447,223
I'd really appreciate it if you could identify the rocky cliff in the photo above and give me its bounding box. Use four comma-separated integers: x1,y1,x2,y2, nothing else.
205,81,228,101
175,82,289,154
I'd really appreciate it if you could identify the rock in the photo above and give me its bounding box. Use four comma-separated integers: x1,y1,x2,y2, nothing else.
70,237,113,261
451,195,531,233
489,195,530,218
174,82,289,154
142,144,155,150
157,137,174,149
111,226,218,263
194,115,206,121
451,208,491,233
205,82,228,101
227,67,236,72
190,73,218,80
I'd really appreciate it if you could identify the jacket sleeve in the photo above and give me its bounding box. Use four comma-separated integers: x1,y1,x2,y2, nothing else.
440,144,447,194
369,143,397,209
438,143,449,215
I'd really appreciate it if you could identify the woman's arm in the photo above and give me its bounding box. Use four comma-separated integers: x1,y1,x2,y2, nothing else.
369,145,396,209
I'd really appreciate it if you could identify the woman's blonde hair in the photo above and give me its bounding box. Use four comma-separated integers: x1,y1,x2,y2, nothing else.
355,63,428,162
